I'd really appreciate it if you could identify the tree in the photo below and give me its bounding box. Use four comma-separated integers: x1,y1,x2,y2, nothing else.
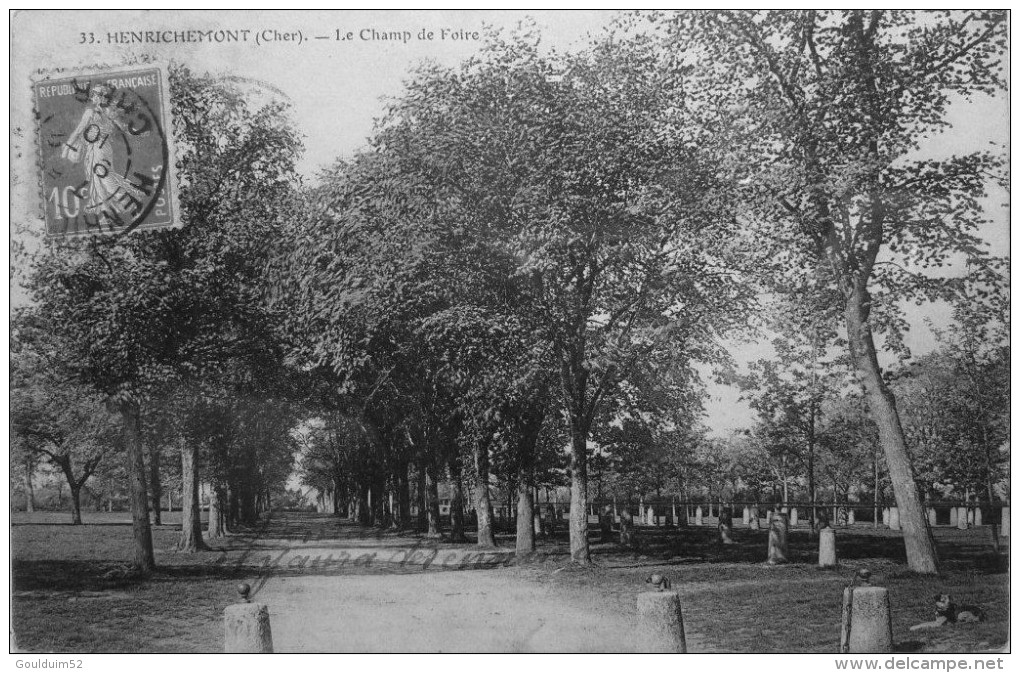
895,306,1009,508
663,9,1007,573
360,28,747,564
817,395,880,518
729,305,849,522
23,64,303,569
11,324,120,525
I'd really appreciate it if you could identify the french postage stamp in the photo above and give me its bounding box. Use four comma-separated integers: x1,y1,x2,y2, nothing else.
33,66,178,238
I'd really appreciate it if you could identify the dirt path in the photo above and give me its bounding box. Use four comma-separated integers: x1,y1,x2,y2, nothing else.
259,570,641,653
245,513,644,653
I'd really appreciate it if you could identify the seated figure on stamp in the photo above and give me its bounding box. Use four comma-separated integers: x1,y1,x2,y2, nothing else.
61,83,146,216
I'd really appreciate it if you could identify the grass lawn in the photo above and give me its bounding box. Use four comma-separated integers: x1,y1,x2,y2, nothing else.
10,513,1009,653
513,524,1009,653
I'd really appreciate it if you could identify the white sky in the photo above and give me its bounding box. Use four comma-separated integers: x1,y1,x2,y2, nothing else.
9,10,1010,436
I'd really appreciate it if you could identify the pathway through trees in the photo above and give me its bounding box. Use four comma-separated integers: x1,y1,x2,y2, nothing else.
246,513,642,653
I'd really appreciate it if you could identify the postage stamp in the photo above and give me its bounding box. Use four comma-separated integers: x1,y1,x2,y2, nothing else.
33,65,178,238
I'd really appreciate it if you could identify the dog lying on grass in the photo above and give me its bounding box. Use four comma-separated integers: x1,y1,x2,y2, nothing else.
910,594,985,630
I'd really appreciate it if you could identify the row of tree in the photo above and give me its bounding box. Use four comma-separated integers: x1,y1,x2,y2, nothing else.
11,11,1007,574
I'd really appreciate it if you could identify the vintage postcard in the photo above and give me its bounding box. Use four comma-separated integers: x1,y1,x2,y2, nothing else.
9,9,1010,663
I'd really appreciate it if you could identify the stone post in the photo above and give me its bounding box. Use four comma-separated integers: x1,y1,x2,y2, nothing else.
695,506,703,526
957,507,968,530
767,513,789,565
1001,507,1010,537
749,508,761,530
888,507,900,531
619,508,635,547
848,508,856,525
882,508,890,527
819,526,837,568
742,506,751,525
973,507,983,527
949,507,958,527
636,591,687,653
839,574,892,653
790,507,799,526
718,508,734,545
224,585,273,653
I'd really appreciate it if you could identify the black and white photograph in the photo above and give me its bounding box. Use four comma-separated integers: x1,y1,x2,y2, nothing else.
8,9,1011,659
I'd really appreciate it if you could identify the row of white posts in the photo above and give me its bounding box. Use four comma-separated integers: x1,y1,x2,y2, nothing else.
626,504,1010,535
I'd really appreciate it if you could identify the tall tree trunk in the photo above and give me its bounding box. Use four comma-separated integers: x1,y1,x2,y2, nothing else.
356,484,370,526
449,457,467,543
371,479,386,526
425,462,442,539
873,451,880,530
24,458,35,513
515,406,544,554
416,463,428,532
178,441,207,551
119,403,155,572
396,467,411,529
846,290,939,573
473,439,497,548
516,477,535,554
149,442,162,526
208,482,227,538
69,482,83,525
228,487,240,529
54,458,83,525
808,402,817,526
568,428,591,564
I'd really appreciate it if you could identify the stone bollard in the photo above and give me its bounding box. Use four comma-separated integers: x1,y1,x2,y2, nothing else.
767,513,789,564
718,508,735,545
534,512,543,536
647,506,655,526
1001,507,1010,537
636,590,687,653
224,584,273,653
742,506,751,525
694,506,703,526
882,508,890,527
790,508,799,526
839,572,892,653
973,508,983,527
819,526,837,568
848,508,856,525
927,508,936,527
949,507,958,527
957,507,968,530
749,510,761,530
888,507,900,531
619,509,635,547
